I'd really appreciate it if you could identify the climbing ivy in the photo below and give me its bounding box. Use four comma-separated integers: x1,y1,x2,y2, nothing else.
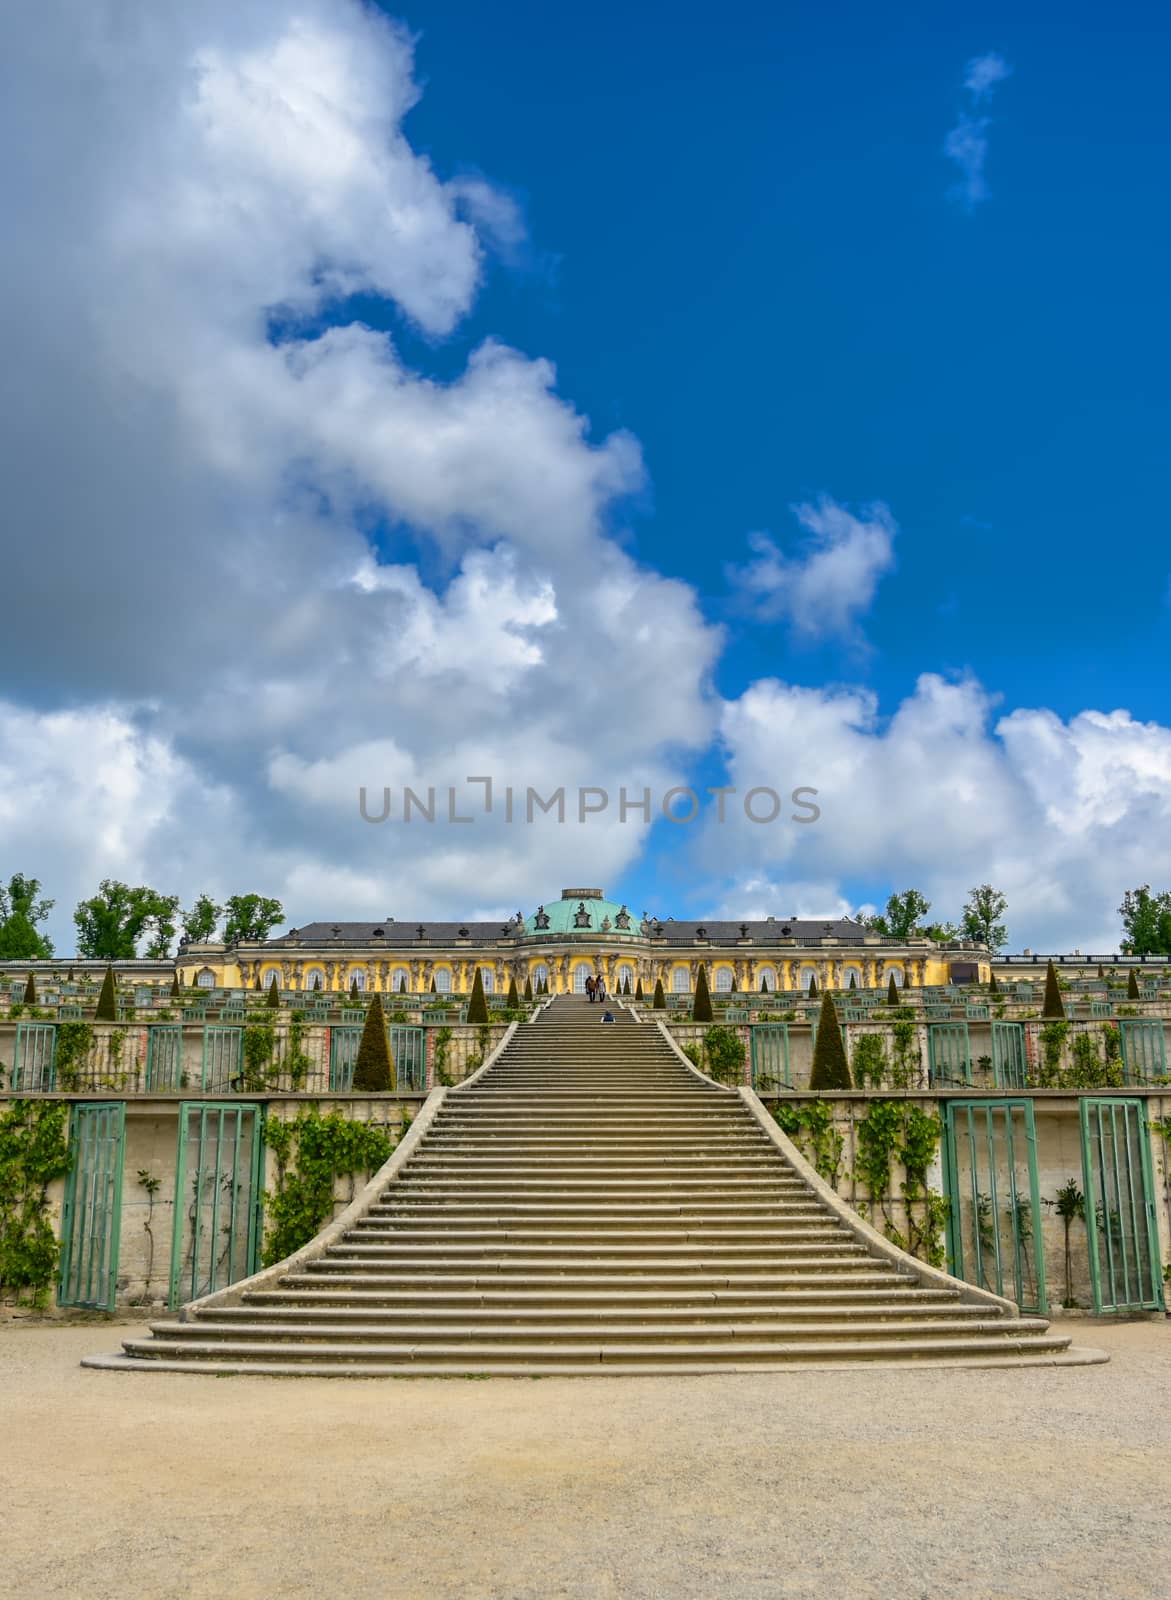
0,1100,73,1306
55,1021,95,1091
261,1110,395,1265
433,1026,455,1086
772,1100,844,1187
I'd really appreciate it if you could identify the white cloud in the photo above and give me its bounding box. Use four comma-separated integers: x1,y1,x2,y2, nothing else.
698,674,1171,951
944,50,1013,210
727,498,896,642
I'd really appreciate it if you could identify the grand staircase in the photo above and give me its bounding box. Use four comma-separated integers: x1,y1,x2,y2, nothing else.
86,996,1100,1375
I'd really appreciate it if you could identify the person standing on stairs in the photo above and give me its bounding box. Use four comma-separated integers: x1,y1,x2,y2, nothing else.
585,975,596,1002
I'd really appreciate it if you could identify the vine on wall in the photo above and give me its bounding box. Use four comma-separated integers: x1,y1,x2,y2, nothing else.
0,1100,72,1306
773,1101,844,1188
261,1110,395,1265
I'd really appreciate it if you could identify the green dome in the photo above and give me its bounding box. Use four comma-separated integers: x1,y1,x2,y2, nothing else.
523,891,642,940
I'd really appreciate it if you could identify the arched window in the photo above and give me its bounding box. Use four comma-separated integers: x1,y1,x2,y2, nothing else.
573,965,592,993
480,969,495,994
434,967,452,993
672,967,690,993
348,969,367,992
302,968,325,992
391,968,410,994
756,965,776,993
532,962,549,990
714,967,733,993
196,968,216,988
841,965,863,990
616,963,633,993
886,965,904,988
800,966,818,991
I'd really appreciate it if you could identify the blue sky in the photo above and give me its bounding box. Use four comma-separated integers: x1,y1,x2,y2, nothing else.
2,0,1169,952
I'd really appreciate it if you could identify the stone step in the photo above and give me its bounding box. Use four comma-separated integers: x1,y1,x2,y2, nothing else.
244,1285,963,1311
286,1266,918,1290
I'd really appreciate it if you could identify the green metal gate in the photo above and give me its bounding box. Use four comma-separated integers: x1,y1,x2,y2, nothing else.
1117,1020,1167,1084
200,1025,243,1091
145,1024,184,1091
12,1022,57,1090
750,1024,791,1091
58,1103,126,1310
1079,1098,1163,1312
169,1103,263,1308
928,1021,972,1086
943,1100,1046,1313
991,1022,1027,1088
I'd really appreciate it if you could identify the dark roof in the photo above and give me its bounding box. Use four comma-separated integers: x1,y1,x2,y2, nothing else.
269,915,880,948
650,917,874,945
273,921,512,947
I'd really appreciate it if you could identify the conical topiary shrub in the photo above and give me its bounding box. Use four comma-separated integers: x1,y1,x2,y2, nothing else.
1042,960,1066,1020
266,974,280,1008
95,965,117,1022
848,972,857,990
524,975,533,1003
351,992,394,1091
759,974,769,993
731,974,738,993
989,970,1000,996
635,977,644,1002
313,974,322,991
809,992,852,1090
399,976,408,994
23,971,36,1005
430,976,437,994
807,974,819,999
254,974,262,990
652,977,666,1010
1127,968,1141,1000
466,966,489,1024
170,970,181,1000
887,973,899,1005
506,975,519,1008
692,963,713,1023
349,977,360,1002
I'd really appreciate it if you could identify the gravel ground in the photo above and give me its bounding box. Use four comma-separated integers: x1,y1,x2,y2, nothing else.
2,1319,1170,1600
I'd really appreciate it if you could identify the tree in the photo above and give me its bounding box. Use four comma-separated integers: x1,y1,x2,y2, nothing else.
809,993,852,1090
652,977,666,1009
848,972,857,989
23,971,37,1005
989,970,1000,996
170,970,181,1000
399,975,408,994
923,921,961,945
95,965,117,1022
430,976,436,993
730,973,738,993
635,978,644,1002
1118,886,1171,957
1127,968,1141,1001
759,973,770,993
181,894,222,945
74,880,179,959
692,963,713,1023
349,977,360,1002
1041,960,1066,1020
523,975,533,1002
0,873,54,959
221,894,285,946
961,885,1009,952
807,974,818,998
266,974,281,1008
505,975,519,1008
313,974,322,991
887,972,900,1005
863,889,932,940
351,993,394,1091
466,967,489,1024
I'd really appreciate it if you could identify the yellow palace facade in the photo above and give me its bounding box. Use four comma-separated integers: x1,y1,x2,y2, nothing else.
178,887,988,995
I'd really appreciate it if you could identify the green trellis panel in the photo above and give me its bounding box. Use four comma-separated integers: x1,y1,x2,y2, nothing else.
928,1022,972,1086
1079,1099,1163,1313
991,1022,1027,1089
388,1026,426,1090
169,1103,263,1309
58,1102,126,1311
1117,1020,1167,1083
13,1023,57,1090
201,1026,243,1091
943,1100,1046,1314
329,1027,362,1090
146,1025,184,1092
750,1024,791,1092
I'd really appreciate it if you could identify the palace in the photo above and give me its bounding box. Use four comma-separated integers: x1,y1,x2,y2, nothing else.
177,886,991,995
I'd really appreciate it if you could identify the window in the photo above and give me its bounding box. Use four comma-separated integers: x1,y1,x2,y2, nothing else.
303,968,325,992
715,968,733,992
800,967,817,991
756,965,777,993
842,966,862,990
391,968,409,994
886,966,904,988
349,970,367,992
481,970,495,994
196,969,216,988
616,963,633,992
672,967,690,993
434,968,452,993
573,965,592,993
532,963,549,990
